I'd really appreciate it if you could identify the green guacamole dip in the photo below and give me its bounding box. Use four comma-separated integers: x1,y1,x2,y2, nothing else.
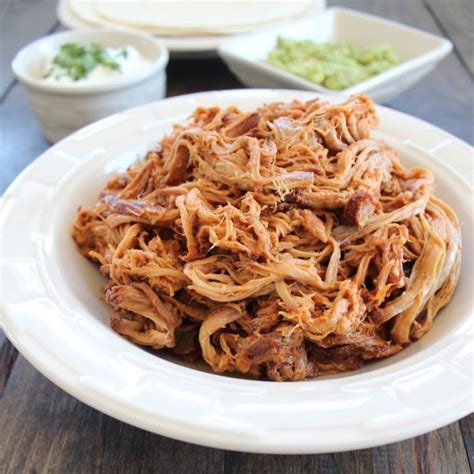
267,38,399,90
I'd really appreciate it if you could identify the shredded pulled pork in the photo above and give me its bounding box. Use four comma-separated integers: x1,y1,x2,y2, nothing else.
73,94,462,381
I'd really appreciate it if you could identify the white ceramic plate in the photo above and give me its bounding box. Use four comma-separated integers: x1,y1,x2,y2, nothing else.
57,0,326,58
218,8,453,103
0,89,472,454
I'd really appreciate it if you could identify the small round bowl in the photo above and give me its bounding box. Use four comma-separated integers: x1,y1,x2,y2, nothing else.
12,29,169,143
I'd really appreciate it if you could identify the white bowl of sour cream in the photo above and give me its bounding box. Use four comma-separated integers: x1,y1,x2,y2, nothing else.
12,29,169,142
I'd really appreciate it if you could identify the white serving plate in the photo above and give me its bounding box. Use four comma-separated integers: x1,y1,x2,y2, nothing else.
0,89,472,454
218,8,453,103
57,0,326,58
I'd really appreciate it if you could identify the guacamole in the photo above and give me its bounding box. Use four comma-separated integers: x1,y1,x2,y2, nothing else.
267,38,399,90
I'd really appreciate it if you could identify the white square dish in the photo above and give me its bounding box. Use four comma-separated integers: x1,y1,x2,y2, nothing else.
218,7,453,103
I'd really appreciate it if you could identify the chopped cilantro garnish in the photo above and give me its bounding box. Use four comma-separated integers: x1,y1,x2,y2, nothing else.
48,42,125,81
118,48,128,59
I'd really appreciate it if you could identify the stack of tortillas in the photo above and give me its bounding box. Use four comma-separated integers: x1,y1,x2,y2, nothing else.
65,0,313,36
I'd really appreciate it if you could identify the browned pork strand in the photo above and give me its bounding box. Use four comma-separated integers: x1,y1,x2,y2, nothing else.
73,94,461,381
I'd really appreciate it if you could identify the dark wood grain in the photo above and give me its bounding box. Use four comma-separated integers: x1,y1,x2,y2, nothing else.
424,0,474,76
0,0,472,472
0,84,50,194
0,0,58,99
0,341,17,397
167,57,240,97
460,415,474,471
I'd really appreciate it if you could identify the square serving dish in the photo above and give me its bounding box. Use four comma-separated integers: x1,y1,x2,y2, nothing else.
218,7,452,103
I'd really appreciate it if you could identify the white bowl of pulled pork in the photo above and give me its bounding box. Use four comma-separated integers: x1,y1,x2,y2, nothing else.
0,89,472,454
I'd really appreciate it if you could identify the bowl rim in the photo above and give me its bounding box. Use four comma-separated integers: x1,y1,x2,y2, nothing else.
11,28,169,95
217,6,453,95
0,89,472,454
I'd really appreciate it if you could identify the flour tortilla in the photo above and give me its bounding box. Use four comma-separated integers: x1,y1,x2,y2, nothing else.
69,0,312,36
68,0,179,34
69,0,103,26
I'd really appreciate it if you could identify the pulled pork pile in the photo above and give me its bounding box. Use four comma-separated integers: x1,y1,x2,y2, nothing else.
73,94,462,381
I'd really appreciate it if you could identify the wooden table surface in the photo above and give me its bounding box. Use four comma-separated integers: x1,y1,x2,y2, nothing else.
1,0,473,472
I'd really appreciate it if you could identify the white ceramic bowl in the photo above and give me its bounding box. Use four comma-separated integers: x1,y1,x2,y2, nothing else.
218,7,453,103
0,90,472,454
12,29,169,142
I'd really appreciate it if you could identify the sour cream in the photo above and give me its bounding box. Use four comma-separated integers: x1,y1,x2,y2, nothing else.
42,44,152,85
